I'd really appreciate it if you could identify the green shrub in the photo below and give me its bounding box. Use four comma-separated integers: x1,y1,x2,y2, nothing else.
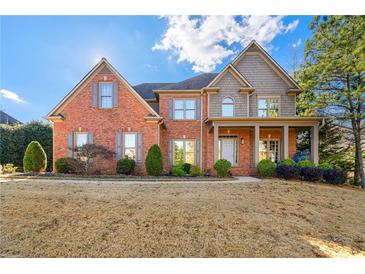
117,157,136,175
257,159,276,177
300,167,323,182
145,144,163,176
0,164,2,174
2,163,17,174
171,165,186,176
23,141,47,172
298,160,316,168
214,159,231,177
277,158,296,166
319,162,334,170
189,165,202,177
182,163,192,174
55,157,81,173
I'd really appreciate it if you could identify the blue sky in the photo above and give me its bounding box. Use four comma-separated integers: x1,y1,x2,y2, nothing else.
0,16,313,122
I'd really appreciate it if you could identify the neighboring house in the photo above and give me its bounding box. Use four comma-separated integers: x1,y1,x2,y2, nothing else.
0,110,21,125
45,40,324,175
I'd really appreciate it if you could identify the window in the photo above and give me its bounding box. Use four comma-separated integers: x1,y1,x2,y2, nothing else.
174,99,196,120
259,139,279,163
222,97,234,117
99,82,113,108
258,98,279,117
75,133,88,149
124,133,137,160
173,140,196,165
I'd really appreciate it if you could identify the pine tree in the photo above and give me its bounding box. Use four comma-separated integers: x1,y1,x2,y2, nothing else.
297,16,365,188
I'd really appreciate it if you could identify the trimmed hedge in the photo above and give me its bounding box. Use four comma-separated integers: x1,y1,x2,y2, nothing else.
257,159,276,177
189,165,202,177
145,144,163,176
23,141,47,172
117,157,136,175
300,167,323,182
277,158,296,166
182,163,192,174
276,165,300,180
214,159,231,177
171,165,186,176
55,157,80,174
322,169,347,184
298,160,316,168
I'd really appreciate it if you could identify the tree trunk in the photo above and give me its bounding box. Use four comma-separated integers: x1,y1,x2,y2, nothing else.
352,119,365,188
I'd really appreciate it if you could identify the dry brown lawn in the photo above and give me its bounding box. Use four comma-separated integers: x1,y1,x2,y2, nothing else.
0,178,364,258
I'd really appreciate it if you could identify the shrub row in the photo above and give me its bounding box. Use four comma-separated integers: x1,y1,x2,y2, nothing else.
258,158,347,184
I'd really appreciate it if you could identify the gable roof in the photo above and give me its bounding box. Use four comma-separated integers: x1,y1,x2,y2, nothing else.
0,110,22,125
231,40,301,90
207,64,253,88
46,58,161,118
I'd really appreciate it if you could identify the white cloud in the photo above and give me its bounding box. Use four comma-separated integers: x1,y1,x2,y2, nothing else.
291,38,302,48
153,16,300,73
0,89,26,104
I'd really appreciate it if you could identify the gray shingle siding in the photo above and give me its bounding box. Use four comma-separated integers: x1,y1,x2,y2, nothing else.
234,54,296,117
209,72,248,117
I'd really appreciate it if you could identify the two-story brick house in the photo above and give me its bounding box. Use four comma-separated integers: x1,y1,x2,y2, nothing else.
45,40,324,175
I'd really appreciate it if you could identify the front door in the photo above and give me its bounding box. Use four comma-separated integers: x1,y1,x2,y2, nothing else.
219,137,237,165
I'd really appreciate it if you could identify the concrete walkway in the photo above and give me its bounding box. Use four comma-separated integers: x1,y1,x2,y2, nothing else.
234,176,262,183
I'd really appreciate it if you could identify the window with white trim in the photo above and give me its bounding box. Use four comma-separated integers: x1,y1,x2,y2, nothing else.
222,97,234,117
258,98,279,117
99,82,113,108
75,133,88,150
124,133,137,160
173,140,195,165
174,99,196,120
259,139,279,163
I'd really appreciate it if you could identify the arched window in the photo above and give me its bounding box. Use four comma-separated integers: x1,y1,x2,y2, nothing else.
222,97,234,117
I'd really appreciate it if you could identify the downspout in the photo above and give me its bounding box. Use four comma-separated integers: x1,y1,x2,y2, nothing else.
157,119,163,147
248,91,256,116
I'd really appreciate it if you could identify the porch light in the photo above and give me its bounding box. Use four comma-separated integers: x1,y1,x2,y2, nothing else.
241,138,244,145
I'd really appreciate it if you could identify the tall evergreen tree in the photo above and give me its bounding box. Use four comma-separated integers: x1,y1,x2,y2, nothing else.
297,16,365,188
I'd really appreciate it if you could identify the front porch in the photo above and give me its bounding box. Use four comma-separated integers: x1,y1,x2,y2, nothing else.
206,117,323,175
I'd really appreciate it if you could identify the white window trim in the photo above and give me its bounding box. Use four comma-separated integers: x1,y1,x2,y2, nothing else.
75,132,89,149
99,82,113,109
257,95,281,117
172,139,196,165
259,138,280,163
123,132,137,160
173,98,196,120
221,96,235,117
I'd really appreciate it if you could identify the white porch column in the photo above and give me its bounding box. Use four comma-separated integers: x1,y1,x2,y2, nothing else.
254,125,260,166
214,124,219,163
311,125,319,164
283,125,289,159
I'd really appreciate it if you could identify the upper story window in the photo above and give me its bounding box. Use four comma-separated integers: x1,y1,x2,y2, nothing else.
222,97,234,117
174,99,196,120
258,98,279,117
99,82,113,108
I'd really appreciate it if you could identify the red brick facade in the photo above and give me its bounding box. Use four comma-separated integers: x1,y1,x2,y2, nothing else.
52,68,159,175
49,60,301,176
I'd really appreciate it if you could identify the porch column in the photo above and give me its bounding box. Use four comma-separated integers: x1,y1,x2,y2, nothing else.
214,124,219,163
283,125,289,159
254,125,260,166
311,125,319,164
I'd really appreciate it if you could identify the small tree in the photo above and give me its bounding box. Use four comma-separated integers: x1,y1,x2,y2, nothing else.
23,141,47,172
73,144,115,175
145,144,163,176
